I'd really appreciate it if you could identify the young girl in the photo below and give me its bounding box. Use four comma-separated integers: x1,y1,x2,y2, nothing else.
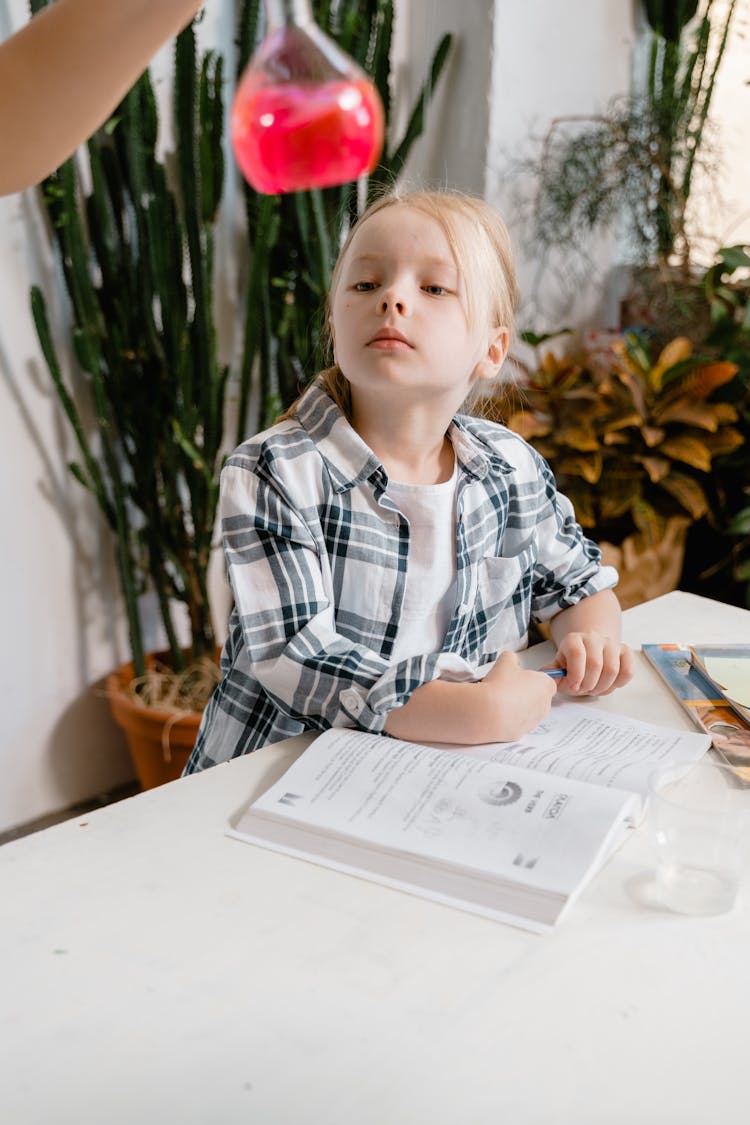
184,189,633,774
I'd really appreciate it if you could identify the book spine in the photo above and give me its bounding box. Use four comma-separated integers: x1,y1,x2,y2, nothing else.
641,646,707,732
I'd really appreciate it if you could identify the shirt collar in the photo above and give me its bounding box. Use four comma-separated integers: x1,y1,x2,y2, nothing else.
295,381,514,491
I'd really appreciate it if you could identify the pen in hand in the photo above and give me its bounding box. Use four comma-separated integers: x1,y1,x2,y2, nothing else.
542,668,567,679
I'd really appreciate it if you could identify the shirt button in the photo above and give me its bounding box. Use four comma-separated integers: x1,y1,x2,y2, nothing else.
341,688,364,715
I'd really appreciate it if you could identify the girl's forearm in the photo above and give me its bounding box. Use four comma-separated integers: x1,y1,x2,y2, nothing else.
384,678,492,745
0,0,203,194
548,588,623,646
383,652,556,746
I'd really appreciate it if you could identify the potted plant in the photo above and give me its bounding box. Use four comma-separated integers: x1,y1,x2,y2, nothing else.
29,0,452,787
480,329,744,608
523,0,737,341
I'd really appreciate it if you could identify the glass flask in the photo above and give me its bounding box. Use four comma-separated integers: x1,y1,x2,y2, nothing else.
231,0,385,194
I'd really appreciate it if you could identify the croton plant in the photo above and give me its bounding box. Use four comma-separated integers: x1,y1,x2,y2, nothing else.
484,331,744,549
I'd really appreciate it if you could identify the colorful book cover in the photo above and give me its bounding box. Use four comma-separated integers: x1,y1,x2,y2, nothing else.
641,644,750,781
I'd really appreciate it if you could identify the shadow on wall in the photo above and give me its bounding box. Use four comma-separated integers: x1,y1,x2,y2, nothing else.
47,676,136,805
0,328,137,824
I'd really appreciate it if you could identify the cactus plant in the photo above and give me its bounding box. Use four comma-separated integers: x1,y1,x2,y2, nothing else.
29,0,452,691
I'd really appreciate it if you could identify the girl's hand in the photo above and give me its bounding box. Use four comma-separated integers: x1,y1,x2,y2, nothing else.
552,632,634,696
478,651,557,742
384,653,555,746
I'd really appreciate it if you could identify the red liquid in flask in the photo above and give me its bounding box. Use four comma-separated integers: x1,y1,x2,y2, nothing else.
232,76,384,195
231,12,385,195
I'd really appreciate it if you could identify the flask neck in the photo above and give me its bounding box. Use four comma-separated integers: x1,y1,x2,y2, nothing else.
264,0,313,28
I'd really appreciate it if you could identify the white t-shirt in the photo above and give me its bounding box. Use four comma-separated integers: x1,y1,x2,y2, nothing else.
386,460,458,661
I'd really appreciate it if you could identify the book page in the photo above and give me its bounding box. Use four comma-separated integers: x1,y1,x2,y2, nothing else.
430,699,709,799
236,727,639,922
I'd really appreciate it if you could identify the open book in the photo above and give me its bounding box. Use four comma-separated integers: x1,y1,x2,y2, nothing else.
228,700,709,932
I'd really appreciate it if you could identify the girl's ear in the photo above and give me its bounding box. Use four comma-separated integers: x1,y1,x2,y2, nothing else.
474,326,510,382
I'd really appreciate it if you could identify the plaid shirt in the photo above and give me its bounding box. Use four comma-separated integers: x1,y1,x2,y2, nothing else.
184,383,617,773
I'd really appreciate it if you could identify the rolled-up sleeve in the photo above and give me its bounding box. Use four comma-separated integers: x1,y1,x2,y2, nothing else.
529,454,619,621
221,464,385,729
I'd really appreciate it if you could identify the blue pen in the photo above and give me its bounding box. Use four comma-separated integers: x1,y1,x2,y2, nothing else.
543,668,567,679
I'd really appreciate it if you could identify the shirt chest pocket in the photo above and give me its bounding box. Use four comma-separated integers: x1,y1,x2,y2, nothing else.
474,544,536,652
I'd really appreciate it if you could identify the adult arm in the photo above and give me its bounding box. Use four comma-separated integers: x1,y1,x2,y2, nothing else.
0,0,203,195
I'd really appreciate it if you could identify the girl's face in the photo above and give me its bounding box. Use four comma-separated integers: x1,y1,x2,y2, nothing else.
330,205,507,415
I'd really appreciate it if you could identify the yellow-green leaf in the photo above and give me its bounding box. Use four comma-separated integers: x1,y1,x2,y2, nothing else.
598,476,641,520
557,453,603,484
653,399,719,429
658,472,709,519
556,425,600,452
505,411,551,440
651,337,693,391
639,456,671,483
631,500,666,546
642,426,666,448
604,410,643,433
704,428,745,457
659,435,713,471
712,402,741,425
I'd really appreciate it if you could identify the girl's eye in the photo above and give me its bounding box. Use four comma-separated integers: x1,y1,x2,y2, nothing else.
423,284,448,296
353,281,378,291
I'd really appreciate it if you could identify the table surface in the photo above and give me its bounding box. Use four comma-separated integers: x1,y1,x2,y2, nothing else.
2,591,750,1125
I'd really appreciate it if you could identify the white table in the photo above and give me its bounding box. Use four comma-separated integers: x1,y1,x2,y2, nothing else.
2,592,749,1125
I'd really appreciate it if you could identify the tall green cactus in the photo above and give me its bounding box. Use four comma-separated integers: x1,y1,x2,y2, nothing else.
30,0,452,682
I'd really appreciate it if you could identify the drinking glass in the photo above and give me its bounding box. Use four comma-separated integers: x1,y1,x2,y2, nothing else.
649,759,749,916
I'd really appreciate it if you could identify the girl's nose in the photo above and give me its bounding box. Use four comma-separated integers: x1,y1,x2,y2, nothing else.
379,286,407,315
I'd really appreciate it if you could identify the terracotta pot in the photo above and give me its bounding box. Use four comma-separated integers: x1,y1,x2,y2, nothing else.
599,516,690,611
106,654,203,790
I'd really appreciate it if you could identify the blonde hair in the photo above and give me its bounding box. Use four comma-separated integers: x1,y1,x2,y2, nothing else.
279,188,520,422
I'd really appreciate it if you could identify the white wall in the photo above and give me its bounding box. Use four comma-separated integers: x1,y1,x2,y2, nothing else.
0,185,136,830
391,0,495,194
